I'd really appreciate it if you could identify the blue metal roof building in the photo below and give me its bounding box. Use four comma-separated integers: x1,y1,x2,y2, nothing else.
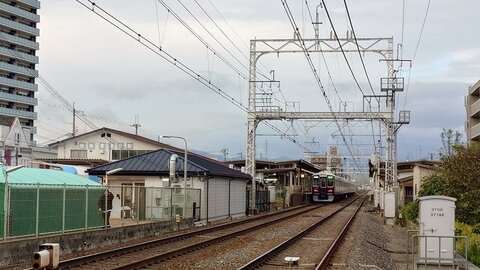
87,149,251,223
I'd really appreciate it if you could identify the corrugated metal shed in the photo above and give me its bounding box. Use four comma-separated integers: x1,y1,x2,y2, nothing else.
87,149,251,180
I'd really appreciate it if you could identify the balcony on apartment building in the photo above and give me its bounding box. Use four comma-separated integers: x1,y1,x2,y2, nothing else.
0,47,38,64
16,0,41,9
0,61,38,77
0,91,37,106
0,31,39,50
0,2,40,22
0,77,37,92
0,106,36,119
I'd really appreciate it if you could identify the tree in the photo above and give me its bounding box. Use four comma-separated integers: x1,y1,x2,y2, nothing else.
439,128,463,157
419,142,480,225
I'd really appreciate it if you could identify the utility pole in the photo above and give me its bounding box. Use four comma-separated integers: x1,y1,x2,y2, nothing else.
130,115,141,135
72,103,84,137
264,140,268,160
221,148,229,161
72,102,76,137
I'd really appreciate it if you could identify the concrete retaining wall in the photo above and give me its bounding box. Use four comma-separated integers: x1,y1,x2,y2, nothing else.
0,219,192,268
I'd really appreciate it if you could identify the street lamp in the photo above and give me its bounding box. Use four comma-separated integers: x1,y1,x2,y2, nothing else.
104,168,123,227
3,164,25,240
105,168,124,186
159,135,188,218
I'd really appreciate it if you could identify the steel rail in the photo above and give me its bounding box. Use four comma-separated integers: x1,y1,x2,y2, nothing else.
108,204,326,270
315,195,367,269
237,194,367,270
41,204,320,269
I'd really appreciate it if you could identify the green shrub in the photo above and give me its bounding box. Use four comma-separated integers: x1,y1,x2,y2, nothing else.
456,222,480,267
401,201,419,225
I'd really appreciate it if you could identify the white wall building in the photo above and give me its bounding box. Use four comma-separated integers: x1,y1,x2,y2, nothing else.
50,127,179,161
0,116,32,165
88,148,251,223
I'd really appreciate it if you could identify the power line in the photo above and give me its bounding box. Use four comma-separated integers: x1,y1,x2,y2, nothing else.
155,0,247,81
304,1,343,105
341,0,381,150
193,0,295,113
403,0,431,110
304,1,372,161
75,0,306,150
280,0,365,179
412,0,432,62
321,0,369,104
342,0,379,105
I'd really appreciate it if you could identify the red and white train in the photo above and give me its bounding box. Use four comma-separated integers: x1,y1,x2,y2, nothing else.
311,171,357,202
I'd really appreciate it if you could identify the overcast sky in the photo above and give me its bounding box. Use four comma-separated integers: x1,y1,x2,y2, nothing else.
35,0,479,170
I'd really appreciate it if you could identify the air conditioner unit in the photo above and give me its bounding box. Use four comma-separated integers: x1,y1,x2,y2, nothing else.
162,178,170,187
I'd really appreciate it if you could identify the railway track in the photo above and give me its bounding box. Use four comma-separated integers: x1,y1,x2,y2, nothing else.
29,204,321,269
238,194,367,270
114,193,365,269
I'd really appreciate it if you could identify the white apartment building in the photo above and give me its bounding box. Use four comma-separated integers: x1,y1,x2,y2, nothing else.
465,80,480,143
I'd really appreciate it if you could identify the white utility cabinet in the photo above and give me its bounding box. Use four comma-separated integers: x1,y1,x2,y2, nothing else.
418,196,456,263
384,191,396,218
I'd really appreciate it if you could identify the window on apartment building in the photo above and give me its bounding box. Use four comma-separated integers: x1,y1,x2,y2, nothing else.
79,142,86,149
126,143,133,149
99,142,105,149
117,143,124,149
88,143,95,149
71,150,87,159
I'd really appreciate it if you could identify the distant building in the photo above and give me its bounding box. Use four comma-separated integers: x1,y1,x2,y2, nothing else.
49,127,180,161
0,0,40,143
465,80,480,143
308,146,342,174
397,160,441,206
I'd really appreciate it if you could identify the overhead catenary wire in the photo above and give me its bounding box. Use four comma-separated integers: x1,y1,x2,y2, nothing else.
0,32,203,173
411,0,432,62
75,0,307,150
342,0,379,105
155,0,247,81
342,0,381,149
198,0,292,109
158,0,295,115
280,0,365,178
402,0,431,111
305,0,374,162
304,0,343,105
321,0,369,105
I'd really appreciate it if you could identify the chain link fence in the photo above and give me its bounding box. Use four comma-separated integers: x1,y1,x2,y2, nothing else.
1,183,200,240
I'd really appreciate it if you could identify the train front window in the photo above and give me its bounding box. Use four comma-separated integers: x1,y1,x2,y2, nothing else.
320,177,327,188
312,176,320,186
327,175,334,187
